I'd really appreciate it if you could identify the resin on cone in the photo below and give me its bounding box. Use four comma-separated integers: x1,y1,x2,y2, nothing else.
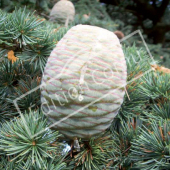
41,25,127,140
50,0,75,25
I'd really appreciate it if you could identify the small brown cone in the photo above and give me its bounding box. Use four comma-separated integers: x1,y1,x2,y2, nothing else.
114,30,125,40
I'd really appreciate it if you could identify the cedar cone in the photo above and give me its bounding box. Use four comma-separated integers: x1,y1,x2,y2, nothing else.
114,30,125,40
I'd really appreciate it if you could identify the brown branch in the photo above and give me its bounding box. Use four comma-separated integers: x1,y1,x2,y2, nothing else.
0,44,17,51
156,0,170,22
0,41,23,52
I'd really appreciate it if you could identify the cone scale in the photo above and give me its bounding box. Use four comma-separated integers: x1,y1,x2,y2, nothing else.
41,25,127,140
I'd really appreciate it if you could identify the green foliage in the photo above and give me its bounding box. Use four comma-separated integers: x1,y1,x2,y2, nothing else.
0,0,50,13
0,154,66,169
109,118,142,169
0,8,68,72
147,44,170,68
0,60,25,97
118,45,152,121
147,101,170,121
72,0,109,19
139,72,170,100
0,100,12,123
74,14,117,31
0,7,68,121
131,120,170,170
0,110,64,169
0,59,41,116
66,134,114,170
6,76,41,114
72,0,117,31
9,8,44,46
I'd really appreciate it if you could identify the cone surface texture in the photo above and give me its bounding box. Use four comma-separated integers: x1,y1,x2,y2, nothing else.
41,25,127,139
50,0,75,24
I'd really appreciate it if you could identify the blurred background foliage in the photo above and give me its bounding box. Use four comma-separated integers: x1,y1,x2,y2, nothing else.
0,0,169,67
0,0,170,68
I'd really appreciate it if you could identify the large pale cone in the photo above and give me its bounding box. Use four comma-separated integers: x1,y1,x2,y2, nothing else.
41,25,127,140
50,0,75,24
